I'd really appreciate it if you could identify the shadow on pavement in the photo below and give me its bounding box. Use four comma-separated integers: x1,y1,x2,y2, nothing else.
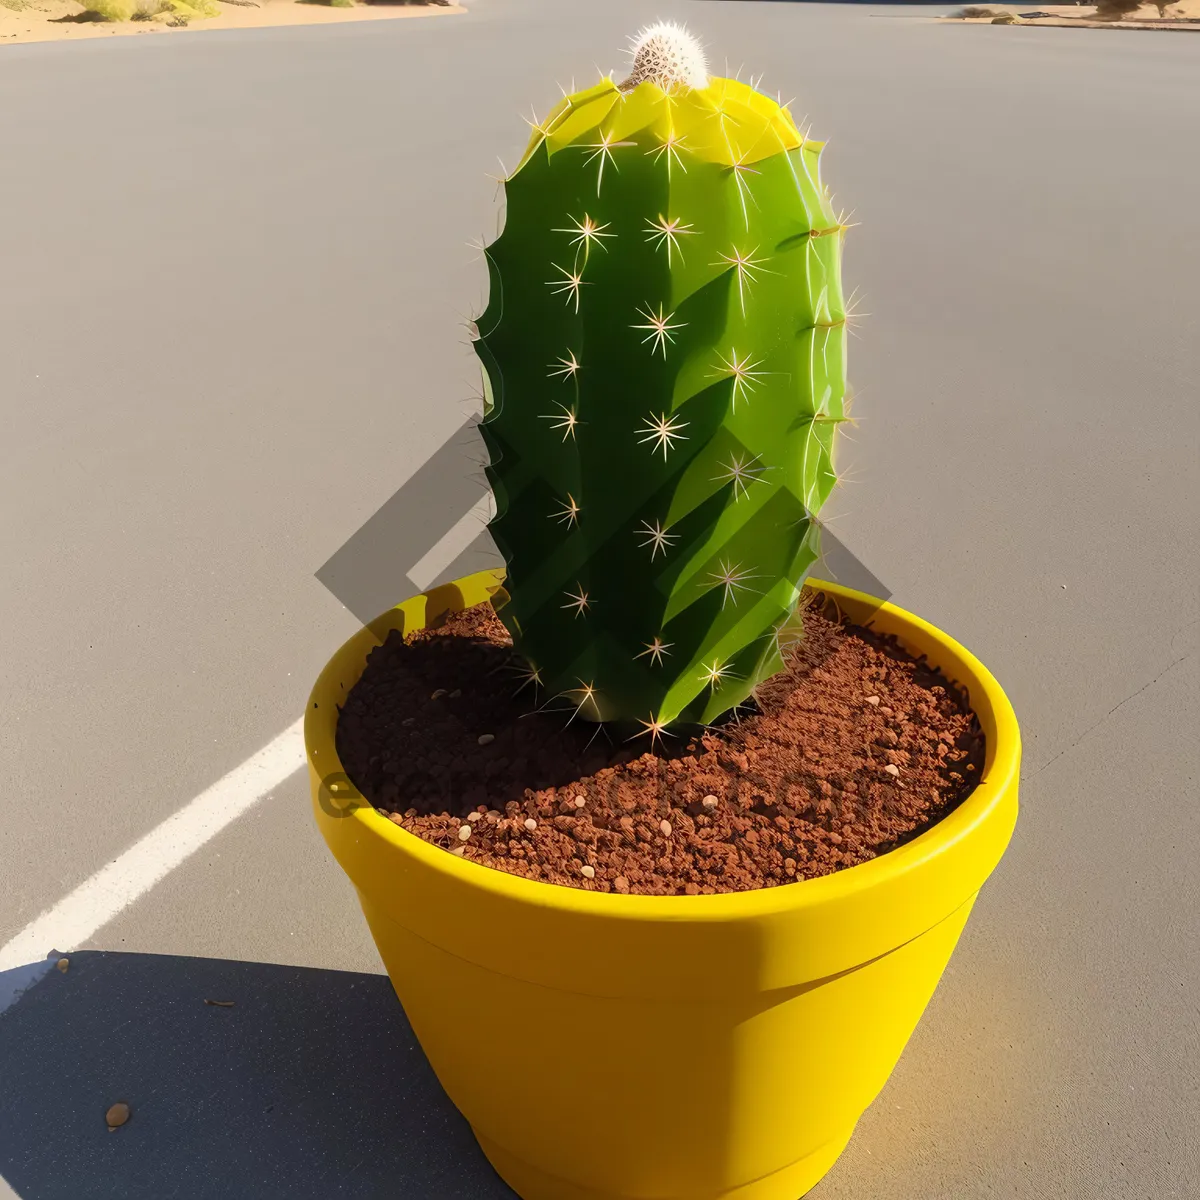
0,952,516,1200
315,417,499,627
314,418,891,631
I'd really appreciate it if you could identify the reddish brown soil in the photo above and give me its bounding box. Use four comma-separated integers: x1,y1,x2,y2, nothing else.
334,595,985,896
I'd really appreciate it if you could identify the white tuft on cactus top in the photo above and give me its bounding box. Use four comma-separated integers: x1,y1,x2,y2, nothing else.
621,21,709,92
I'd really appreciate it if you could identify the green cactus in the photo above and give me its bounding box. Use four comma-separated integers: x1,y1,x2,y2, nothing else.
474,24,849,733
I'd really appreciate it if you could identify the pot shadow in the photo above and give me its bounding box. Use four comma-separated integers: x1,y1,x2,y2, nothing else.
0,951,517,1200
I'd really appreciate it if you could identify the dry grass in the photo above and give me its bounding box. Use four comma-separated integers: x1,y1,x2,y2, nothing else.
76,0,217,19
78,0,133,17
171,0,219,14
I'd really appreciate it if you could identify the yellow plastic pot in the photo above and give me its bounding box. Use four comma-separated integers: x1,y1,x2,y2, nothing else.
306,570,1019,1200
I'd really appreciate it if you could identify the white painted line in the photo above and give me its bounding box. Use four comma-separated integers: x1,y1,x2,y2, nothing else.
408,493,494,592
0,718,306,975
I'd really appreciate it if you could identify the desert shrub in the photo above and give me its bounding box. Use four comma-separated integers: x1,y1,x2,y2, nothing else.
116,0,217,20
79,0,134,18
952,5,1003,14
167,0,219,16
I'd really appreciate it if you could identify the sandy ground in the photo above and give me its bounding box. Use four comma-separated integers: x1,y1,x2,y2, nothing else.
945,1,1200,28
0,0,461,46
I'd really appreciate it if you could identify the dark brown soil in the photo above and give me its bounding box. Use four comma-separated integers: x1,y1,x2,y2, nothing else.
334,595,985,896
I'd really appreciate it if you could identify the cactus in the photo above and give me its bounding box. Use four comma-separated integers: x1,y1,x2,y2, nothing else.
474,23,849,733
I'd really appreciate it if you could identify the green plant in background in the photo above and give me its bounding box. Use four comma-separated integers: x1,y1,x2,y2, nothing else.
80,0,217,19
79,0,134,19
168,0,219,17
474,22,850,735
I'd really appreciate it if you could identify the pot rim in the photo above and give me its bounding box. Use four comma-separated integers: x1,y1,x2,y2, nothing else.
306,569,1020,923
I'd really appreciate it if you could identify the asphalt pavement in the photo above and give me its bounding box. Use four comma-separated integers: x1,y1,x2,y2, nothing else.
1,3,1197,1198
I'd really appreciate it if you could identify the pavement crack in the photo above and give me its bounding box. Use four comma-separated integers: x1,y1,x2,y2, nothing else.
1022,650,1194,784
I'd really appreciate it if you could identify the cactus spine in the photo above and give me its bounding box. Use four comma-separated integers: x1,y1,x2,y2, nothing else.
474,24,849,732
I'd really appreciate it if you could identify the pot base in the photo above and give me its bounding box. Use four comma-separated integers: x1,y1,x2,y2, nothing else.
477,1128,854,1200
